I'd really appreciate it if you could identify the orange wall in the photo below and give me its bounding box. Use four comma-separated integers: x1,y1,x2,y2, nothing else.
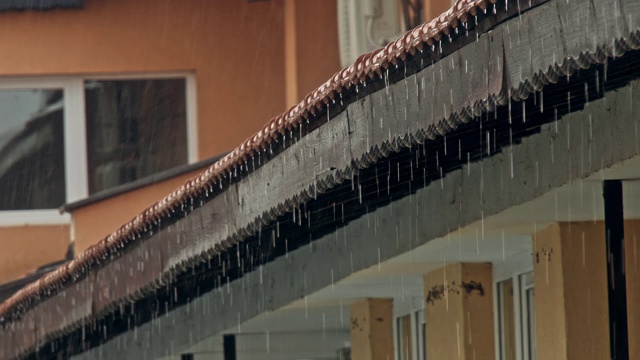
425,0,451,22
0,225,69,284
0,0,286,159
284,0,341,106
296,0,342,100
72,170,203,253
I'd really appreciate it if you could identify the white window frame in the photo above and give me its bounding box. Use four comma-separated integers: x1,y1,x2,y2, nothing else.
394,308,425,360
414,309,426,360
493,259,535,360
519,272,536,360
0,73,197,226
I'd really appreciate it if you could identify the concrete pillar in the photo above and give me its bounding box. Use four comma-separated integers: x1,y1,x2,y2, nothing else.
349,298,394,360
423,262,494,359
625,220,640,360
533,223,609,360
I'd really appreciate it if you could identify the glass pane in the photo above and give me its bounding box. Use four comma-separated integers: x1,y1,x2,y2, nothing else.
84,78,188,194
498,279,516,360
415,310,426,360
520,270,536,360
422,322,427,360
397,315,412,360
527,288,536,359
521,271,534,288
0,89,65,210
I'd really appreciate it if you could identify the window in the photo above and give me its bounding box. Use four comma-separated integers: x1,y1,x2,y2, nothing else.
0,88,65,211
84,79,188,194
521,272,536,360
397,315,412,360
0,74,196,224
496,271,536,360
416,309,426,360
395,309,427,360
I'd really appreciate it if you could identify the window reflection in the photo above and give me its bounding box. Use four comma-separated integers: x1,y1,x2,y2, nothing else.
397,315,412,360
0,89,65,210
497,272,536,360
84,79,188,194
497,278,517,360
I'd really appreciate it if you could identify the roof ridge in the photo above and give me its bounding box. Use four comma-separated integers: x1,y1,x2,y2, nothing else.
0,0,495,322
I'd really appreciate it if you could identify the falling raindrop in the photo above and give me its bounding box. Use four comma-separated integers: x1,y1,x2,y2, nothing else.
510,151,514,179
502,230,506,262
508,93,512,124
322,312,326,341
584,82,589,105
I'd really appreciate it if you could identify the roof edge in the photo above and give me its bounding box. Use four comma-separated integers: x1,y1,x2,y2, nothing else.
60,153,227,213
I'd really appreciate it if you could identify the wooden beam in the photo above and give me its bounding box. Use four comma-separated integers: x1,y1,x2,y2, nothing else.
349,298,394,360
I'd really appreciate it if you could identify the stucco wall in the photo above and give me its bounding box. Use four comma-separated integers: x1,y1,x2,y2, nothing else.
284,0,341,106
425,0,451,21
0,225,69,284
72,169,204,253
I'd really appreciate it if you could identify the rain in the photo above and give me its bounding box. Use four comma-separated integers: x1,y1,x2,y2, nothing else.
0,0,639,360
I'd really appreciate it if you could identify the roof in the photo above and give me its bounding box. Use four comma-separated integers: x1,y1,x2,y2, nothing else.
60,153,227,212
0,260,68,303
0,0,500,321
